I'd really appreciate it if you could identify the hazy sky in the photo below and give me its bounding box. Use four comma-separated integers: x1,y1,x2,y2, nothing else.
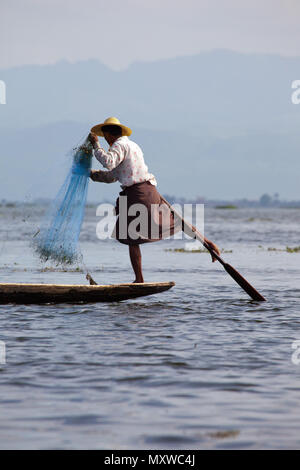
1,0,300,70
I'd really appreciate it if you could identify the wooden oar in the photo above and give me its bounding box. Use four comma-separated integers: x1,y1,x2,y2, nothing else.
161,197,266,301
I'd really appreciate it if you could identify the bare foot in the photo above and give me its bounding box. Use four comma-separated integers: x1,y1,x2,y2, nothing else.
133,278,144,283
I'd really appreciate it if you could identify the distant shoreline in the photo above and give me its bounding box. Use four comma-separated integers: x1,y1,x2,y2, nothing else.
1,197,300,209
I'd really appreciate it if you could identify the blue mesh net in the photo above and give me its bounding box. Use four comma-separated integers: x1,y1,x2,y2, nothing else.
33,139,93,265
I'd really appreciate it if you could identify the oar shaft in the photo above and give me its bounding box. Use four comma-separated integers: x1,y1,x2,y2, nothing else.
161,196,217,255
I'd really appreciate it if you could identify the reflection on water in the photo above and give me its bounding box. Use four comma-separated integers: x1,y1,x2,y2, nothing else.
0,205,300,449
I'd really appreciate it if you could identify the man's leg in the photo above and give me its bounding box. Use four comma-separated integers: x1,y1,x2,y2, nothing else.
129,245,144,283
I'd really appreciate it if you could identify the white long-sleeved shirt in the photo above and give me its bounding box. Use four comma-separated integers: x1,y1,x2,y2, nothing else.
93,136,157,188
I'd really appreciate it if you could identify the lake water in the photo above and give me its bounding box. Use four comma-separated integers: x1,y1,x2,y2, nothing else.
0,204,300,449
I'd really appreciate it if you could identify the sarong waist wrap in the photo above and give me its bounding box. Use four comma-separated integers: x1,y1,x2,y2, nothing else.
112,181,181,245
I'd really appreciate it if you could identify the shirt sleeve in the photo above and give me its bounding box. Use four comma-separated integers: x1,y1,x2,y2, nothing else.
93,141,125,171
90,170,117,184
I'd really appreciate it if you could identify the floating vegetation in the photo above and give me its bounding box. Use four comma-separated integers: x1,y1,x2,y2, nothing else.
165,248,233,254
168,245,300,254
208,430,240,439
286,246,300,253
259,246,300,253
215,205,238,209
267,247,285,252
247,217,273,222
39,266,84,272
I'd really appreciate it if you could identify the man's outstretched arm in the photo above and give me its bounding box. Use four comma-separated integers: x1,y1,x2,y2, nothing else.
90,170,117,184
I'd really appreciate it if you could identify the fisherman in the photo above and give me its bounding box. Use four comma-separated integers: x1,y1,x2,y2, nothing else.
88,117,220,283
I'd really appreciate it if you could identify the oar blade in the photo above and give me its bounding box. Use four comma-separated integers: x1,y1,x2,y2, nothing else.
223,263,266,301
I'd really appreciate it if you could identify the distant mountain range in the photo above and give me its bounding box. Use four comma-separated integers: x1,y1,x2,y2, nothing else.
0,50,299,201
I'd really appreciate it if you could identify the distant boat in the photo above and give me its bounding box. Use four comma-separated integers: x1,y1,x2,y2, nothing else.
0,282,175,304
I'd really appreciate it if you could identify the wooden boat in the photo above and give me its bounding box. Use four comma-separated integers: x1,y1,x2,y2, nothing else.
0,281,175,304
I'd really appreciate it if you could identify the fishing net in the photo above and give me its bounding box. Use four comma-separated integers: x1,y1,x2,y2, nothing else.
33,139,92,265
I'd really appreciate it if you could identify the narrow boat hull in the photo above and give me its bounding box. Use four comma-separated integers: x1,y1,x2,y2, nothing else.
0,282,175,304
